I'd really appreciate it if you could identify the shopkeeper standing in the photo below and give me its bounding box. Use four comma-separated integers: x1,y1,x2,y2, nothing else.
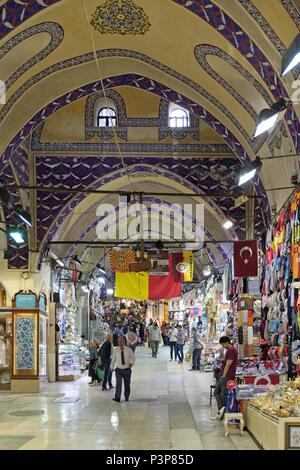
212,336,238,420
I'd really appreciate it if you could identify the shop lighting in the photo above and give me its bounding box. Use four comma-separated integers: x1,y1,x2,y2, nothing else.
56,259,64,268
7,227,26,244
222,220,233,230
203,266,211,277
81,285,89,293
281,32,300,76
238,157,262,186
253,98,287,138
99,277,105,284
15,207,32,228
107,288,114,295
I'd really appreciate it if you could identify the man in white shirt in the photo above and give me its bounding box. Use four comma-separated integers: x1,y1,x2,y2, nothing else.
111,336,135,402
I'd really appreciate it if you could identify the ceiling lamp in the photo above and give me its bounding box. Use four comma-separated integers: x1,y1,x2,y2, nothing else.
7,227,26,244
223,220,233,230
15,207,32,228
253,98,287,138
281,33,300,76
203,265,211,277
238,157,262,186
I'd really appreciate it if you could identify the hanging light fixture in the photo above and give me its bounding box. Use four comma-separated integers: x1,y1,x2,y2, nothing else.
281,32,300,76
253,98,287,138
238,157,262,186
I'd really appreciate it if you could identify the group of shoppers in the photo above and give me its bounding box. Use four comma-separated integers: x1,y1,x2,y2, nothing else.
88,318,238,414
88,323,138,402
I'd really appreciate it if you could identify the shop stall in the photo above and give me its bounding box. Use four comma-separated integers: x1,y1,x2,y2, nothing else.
0,290,49,393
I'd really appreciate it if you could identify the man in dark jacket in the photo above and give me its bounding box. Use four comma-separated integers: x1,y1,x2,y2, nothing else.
100,332,114,391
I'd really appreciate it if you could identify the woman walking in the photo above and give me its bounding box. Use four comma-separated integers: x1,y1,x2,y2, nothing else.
88,339,99,385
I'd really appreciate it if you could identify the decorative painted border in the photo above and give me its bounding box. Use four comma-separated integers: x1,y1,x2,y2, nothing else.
194,44,273,119
171,0,300,153
62,196,228,266
239,1,300,77
267,121,289,156
3,72,269,235
0,0,61,40
35,156,246,246
1,22,64,92
0,48,258,157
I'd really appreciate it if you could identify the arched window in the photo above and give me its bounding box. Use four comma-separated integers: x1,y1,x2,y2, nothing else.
169,104,189,128
97,107,117,127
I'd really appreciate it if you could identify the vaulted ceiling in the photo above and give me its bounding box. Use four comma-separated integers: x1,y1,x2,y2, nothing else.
0,0,299,275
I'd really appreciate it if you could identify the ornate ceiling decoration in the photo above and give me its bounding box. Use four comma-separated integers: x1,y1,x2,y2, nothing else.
90,0,151,35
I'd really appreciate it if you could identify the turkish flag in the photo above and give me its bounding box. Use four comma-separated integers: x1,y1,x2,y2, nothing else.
233,240,258,278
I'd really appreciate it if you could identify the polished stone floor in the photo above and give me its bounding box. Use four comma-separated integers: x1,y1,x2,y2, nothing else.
0,346,258,450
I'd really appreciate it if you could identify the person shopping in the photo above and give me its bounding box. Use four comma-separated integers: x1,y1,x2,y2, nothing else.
111,337,135,402
168,323,178,362
100,332,114,391
189,327,203,371
88,339,99,385
150,322,161,358
212,336,238,420
175,325,185,364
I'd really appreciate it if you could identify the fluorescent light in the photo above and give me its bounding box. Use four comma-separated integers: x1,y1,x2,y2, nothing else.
254,98,287,138
238,168,257,186
9,231,25,244
254,112,279,137
99,277,105,284
56,259,64,267
281,33,300,76
81,285,89,293
223,220,233,229
99,267,106,275
107,288,114,295
16,208,32,228
238,157,262,186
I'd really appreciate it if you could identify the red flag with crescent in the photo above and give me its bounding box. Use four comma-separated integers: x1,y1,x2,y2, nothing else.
233,240,258,277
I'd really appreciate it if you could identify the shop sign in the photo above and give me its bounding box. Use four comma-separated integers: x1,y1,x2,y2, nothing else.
15,294,36,309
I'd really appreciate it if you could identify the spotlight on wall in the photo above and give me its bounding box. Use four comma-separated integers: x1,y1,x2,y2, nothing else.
238,157,262,186
15,207,32,228
254,98,287,138
223,220,234,230
203,265,212,277
7,227,26,244
281,32,300,76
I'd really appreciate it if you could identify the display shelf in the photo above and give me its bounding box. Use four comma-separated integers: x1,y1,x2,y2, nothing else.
248,403,300,450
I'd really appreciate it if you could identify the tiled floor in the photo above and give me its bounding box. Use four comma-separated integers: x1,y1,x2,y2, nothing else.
0,346,258,450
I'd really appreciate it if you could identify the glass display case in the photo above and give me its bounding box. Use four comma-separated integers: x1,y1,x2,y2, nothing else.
0,312,12,390
57,343,81,380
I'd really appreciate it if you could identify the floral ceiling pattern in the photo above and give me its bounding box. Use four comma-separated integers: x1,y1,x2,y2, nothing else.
91,0,151,35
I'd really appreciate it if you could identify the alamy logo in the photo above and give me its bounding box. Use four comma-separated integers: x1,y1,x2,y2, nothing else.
96,197,204,246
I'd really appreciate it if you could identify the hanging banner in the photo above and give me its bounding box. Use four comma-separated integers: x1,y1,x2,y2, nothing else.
115,254,181,300
233,240,258,278
109,249,136,272
173,251,194,282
